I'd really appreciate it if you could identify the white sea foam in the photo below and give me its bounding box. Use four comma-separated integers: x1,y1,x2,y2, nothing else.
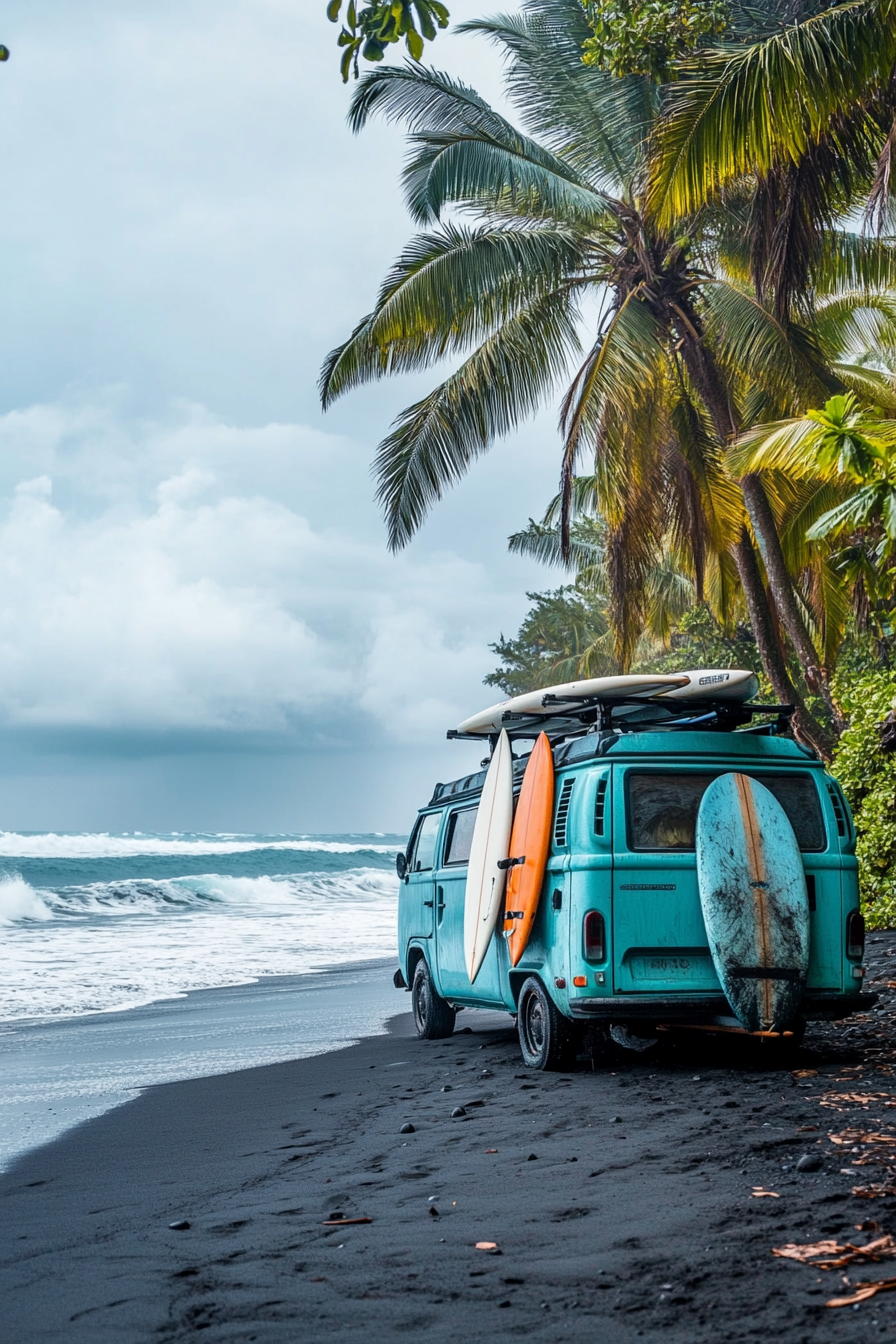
0,867,399,1021
0,827,400,860
0,831,400,859
0,874,54,925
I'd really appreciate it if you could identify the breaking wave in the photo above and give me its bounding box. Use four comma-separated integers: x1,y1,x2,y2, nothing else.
0,836,401,1021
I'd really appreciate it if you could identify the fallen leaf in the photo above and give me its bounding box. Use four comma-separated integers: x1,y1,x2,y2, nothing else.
475,1241,499,1251
793,1069,819,1079
323,1217,373,1226
485,1149,498,1154
820,1093,894,1111
826,1277,896,1308
752,1190,781,1198
773,1240,842,1263
773,1236,896,1270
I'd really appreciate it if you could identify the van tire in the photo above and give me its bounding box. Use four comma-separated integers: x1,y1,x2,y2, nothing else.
412,959,456,1040
517,976,580,1071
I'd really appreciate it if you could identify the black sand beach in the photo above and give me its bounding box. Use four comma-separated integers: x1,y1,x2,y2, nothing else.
5,939,896,1343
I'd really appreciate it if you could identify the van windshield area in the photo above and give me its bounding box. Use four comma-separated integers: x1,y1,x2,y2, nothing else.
627,772,825,853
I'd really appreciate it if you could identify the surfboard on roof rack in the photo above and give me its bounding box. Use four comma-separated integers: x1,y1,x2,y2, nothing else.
453,669,760,738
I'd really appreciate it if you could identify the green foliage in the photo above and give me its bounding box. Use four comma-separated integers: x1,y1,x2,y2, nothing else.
484,587,616,694
327,1,449,81
631,603,763,676
831,665,896,927
582,0,728,81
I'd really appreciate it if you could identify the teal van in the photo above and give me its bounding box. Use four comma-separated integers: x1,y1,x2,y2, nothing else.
393,712,874,1069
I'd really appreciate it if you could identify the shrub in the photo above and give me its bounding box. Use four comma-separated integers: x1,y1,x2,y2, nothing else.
831,667,896,928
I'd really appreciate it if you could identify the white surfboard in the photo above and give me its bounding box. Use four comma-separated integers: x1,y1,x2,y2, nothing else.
464,729,514,984
456,674,689,737
653,668,759,702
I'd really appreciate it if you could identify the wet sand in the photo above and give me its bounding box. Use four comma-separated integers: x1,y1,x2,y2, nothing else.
1,960,396,1170
3,937,896,1342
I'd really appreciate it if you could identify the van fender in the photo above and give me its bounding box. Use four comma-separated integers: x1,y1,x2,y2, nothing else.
404,942,429,989
508,969,571,1020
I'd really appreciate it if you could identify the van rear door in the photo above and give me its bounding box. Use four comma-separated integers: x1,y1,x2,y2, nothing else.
611,767,829,996
612,768,719,994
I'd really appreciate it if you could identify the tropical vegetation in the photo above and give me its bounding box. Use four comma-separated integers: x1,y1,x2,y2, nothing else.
322,0,896,920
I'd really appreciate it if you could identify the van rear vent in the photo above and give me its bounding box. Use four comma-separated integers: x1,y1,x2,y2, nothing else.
594,778,608,836
554,778,575,848
826,780,847,838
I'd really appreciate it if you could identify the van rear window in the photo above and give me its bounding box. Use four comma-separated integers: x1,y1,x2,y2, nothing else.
627,772,825,853
444,807,477,865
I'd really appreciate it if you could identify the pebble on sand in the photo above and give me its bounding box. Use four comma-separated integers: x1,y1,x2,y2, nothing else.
527,1153,538,1161
400,1122,415,1134
168,1220,191,1231
441,1085,452,1091
429,1206,439,1216
796,1153,823,1172
451,1106,467,1118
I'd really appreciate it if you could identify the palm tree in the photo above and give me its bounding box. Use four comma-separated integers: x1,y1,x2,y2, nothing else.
320,0,891,754
645,1,896,718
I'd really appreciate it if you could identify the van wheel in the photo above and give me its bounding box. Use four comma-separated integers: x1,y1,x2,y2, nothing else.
412,960,456,1040
517,977,580,1071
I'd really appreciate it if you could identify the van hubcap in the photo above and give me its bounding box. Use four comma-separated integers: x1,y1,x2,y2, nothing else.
413,977,427,1029
522,994,546,1057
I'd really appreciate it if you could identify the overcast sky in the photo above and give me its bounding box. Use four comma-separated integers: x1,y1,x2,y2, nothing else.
0,0,568,832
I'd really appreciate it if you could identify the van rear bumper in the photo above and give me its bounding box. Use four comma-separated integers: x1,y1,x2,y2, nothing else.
568,992,877,1023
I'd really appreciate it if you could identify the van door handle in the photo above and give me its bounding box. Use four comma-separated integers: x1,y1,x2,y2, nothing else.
423,900,434,907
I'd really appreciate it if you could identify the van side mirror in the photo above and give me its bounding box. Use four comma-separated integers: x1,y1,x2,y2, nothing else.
396,852,408,879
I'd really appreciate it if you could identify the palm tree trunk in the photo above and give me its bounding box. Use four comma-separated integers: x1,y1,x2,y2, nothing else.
739,472,844,731
731,529,833,760
670,307,833,756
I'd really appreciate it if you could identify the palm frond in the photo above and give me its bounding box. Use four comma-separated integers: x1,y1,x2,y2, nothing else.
648,0,896,225
347,62,610,225
319,222,584,406
403,130,613,225
373,290,579,548
458,0,654,191
702,280,833,412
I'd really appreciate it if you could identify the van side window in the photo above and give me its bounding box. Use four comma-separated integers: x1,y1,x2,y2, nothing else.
627,772,825,853
409,812,442,872
444,807,477,865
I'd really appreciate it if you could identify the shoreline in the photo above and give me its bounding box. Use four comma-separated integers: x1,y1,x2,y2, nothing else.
3,938,896,1340
0,958,397,1171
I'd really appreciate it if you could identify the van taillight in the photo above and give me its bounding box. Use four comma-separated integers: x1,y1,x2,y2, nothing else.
846,911,865,960
583,910,605,962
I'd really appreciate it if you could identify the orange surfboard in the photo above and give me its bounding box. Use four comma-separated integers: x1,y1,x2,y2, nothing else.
503,732,554,967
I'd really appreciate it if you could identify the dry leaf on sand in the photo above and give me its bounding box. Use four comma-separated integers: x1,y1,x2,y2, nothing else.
773,1236,896,1269
827,1277,896,1308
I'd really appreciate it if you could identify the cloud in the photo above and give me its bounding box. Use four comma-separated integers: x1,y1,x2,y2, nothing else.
0,399,525,741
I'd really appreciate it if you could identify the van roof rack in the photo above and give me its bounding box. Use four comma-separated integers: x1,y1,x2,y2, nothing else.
447,697,794,746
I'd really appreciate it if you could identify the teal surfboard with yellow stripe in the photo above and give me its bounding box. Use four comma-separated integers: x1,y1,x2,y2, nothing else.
696,772,809,1034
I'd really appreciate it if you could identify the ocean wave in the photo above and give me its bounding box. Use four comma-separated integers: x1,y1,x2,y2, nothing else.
0,867,398,923
0,831,402,859
0,874,55,925
0,866,400,1020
